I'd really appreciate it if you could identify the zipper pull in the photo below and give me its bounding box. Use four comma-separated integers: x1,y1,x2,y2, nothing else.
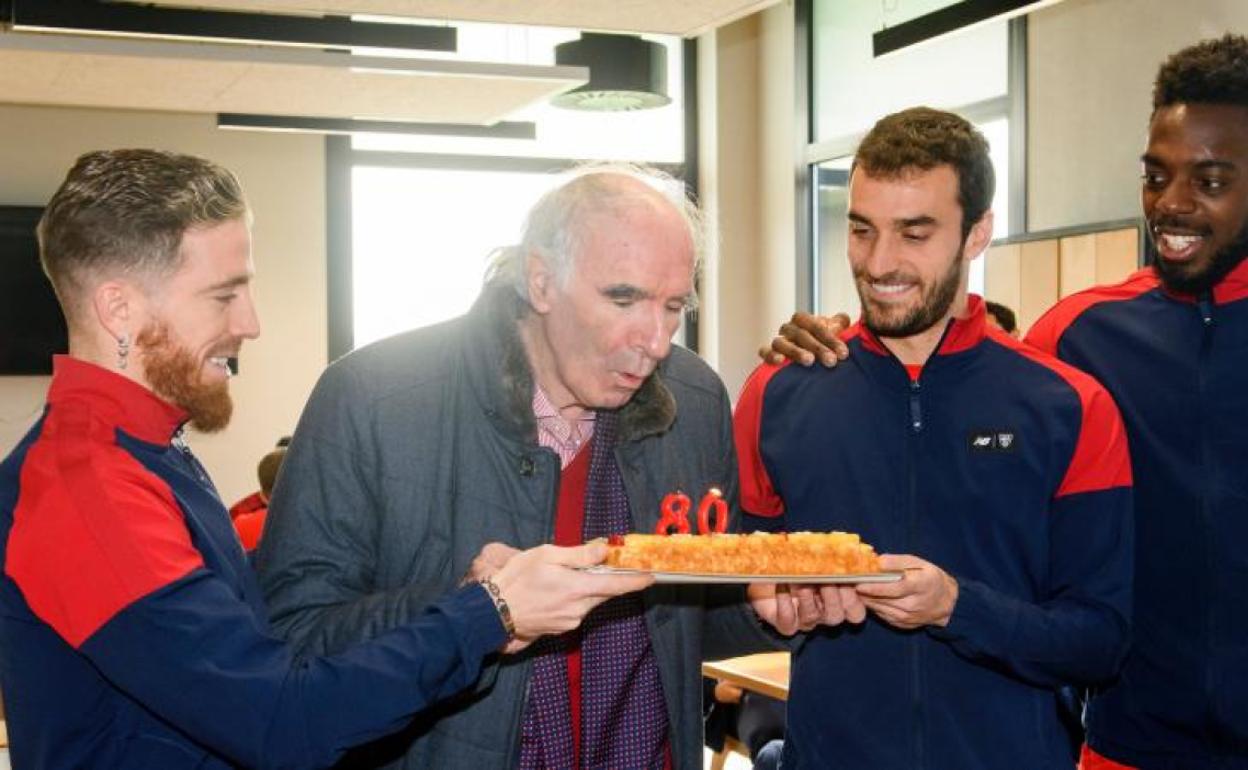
1197,294,1214,326
909,380,923,433
172,429,211,485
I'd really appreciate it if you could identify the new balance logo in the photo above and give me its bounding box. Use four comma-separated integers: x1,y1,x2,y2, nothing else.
968,429,1018,453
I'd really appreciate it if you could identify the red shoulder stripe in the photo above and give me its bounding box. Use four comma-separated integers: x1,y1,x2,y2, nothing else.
1024,268,1158,355
733,363,788,517
993,335,1133,497
1213,256,1248,305
6,401,205,648
843,323,888,355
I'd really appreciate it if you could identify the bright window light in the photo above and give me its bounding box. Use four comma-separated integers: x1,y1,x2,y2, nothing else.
351,166,562,348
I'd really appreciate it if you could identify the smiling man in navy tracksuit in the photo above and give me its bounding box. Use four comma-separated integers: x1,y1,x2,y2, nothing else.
0,149,648,769
1026,35,1248,770
736,108,1135,770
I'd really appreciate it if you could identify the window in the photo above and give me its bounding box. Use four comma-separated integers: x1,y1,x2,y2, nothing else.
802,0,1023,317
351,167,563,348
329,22,691,357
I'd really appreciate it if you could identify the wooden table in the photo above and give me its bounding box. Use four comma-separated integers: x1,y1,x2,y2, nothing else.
701,652,790,770
701,651,791,702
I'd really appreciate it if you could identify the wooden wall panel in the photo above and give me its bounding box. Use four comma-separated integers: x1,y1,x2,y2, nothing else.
1019,239,1059,336
1095,227,1140,285
1059,232,1098,298
984,243,1021,317
984,225,1138,337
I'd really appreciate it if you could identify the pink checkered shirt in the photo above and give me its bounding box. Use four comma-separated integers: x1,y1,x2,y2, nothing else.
532,387,596,469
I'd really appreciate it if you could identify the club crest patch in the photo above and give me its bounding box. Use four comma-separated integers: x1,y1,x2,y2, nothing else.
968,429,1017,453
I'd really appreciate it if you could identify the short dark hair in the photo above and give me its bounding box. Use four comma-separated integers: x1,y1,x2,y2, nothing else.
853,107,995,240
984,300,1017,334
1154,33,1248,112
38,149,248,317
257,448,287,498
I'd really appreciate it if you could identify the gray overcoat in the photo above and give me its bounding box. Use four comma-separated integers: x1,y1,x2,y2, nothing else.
256,281,779,769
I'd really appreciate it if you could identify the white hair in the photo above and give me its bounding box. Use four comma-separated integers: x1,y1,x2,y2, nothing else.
487,162,704,308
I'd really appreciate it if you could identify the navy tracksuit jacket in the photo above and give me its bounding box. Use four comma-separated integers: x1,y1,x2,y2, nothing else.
0,356,506,769
735,296,1134,770
1028,259,1248,769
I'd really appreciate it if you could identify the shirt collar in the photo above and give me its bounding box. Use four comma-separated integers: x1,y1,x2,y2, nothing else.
48,355,188,445
851,294,988,358
532,386,595,456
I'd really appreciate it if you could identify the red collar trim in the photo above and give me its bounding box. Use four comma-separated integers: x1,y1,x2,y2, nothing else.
1158,257,1248,305
48,355,188,445
849,295,988,358
1214,257,1248,304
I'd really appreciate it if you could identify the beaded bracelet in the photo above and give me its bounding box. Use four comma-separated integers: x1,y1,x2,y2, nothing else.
478,576,516,640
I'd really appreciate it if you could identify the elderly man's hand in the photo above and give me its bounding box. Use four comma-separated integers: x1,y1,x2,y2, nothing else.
748,582,867,635
489,543,653,653
758,312,852,368
854,555,958,630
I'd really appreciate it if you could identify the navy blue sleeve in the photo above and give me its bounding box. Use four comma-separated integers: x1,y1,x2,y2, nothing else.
81,571,504,770
929,485,1134,687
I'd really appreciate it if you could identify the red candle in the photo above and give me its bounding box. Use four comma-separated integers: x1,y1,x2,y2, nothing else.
656,492,691,535
696,488,728,534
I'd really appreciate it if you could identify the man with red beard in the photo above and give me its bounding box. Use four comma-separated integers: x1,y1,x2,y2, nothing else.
735,108,1135,770
768,34,1248,770
0,149,650,770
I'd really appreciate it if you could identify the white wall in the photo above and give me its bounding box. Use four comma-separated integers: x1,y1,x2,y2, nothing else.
1027,0,1248,230
758,4,799,368
694,0,1248,392
698,1,798,401
0,105,326,504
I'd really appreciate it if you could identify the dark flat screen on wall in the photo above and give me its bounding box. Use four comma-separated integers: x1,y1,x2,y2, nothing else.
0,206,67,375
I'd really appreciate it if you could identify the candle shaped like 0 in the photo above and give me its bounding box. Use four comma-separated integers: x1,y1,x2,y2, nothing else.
696,487,728,534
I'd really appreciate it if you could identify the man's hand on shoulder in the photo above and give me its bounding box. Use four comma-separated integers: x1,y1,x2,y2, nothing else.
758,312,852,368
854,554,958,630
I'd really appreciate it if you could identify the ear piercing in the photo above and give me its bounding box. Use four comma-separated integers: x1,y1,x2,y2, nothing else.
117,333,131,370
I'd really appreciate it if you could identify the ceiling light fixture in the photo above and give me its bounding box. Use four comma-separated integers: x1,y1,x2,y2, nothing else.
9,0,455,52
873,0,1065,57
551,33,670,112
217,114,536,138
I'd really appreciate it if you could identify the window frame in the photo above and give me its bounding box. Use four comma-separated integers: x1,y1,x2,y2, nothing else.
795,0,1028,312
324,40,700,361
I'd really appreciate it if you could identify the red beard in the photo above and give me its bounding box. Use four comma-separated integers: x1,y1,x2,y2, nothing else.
137,323,233,433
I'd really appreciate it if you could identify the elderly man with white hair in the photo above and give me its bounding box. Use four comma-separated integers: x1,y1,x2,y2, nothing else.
256,165,780,770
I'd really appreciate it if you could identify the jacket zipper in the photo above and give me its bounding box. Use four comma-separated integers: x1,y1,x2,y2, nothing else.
874,321,953,770
1196,294,1215,703
908,381,924,770
872,318,956,769
171,430,218,498
899,319,957,770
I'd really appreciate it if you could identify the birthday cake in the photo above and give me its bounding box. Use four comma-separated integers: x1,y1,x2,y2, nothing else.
604,531,881,576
